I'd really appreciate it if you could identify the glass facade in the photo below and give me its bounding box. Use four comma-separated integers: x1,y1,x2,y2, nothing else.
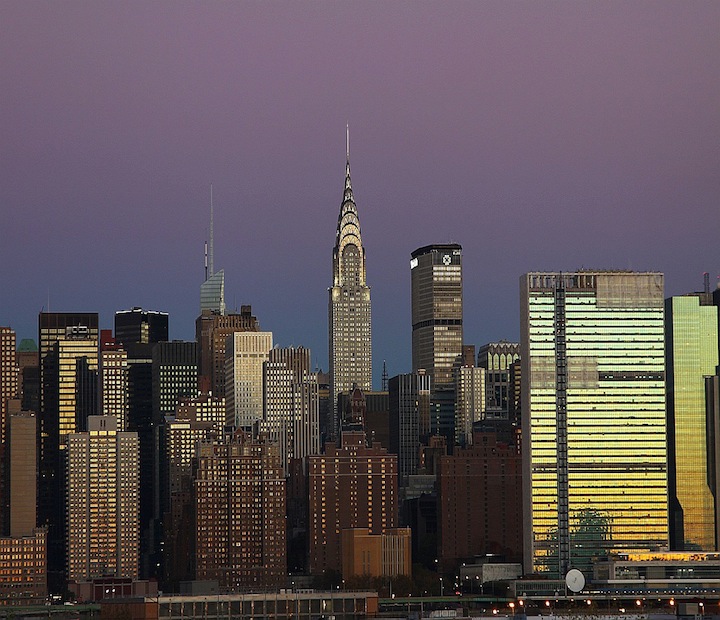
521,272,667,577
666,295,720,550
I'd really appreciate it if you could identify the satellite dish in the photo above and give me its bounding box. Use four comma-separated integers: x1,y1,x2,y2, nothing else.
565,568,585,593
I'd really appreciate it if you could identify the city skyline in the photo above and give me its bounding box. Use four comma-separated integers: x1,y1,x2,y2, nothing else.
1,3,719,388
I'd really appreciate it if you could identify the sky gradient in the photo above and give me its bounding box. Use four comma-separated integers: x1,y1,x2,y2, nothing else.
1,2,719,386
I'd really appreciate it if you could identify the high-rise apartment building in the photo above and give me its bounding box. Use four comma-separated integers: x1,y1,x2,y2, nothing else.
454,365,485,447
261,347,320,473
66,416,139,582
196,306,260,398
308,430,398,575
437,431,522,571
329,134,372,437
389,372,431,482
411,244,463,385
195,431,286,590
521,271,667,577
114,308,168,346
666,292,720,550
225,331,272,429
162,398,219,587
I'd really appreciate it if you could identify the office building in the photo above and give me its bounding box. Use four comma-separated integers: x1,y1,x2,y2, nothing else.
66,416,139,583
411,244,463,385
477,341,520,420
521,271,667,577
261,347,320,473
99,330,129,430
225,331,272,429
666,292,720,550
329,132,372,438
37,312,99,590
152,341,197,422
389,372,431,482
437,431,522,571
308,430,398,575
114,308,168,346
196,306,260,398
195,431,286,590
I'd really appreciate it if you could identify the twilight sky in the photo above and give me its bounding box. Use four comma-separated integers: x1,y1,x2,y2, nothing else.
1,2,719,386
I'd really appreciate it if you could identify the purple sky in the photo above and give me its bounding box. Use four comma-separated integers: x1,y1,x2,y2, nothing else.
1,2,719,386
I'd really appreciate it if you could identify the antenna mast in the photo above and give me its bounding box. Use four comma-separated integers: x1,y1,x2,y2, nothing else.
209,184,215,278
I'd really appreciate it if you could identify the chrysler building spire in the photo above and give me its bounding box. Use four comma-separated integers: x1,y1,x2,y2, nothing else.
328,127,372,438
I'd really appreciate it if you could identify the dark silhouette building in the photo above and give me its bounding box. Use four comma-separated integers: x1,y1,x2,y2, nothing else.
437,431,522,572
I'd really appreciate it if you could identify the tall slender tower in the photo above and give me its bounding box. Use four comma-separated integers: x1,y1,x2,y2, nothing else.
200,185,226,315
329,127,372,436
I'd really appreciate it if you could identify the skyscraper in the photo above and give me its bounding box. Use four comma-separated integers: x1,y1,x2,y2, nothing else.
411,244,463,385
329,129,372,436
114,308,168,346
66,416,139,583
389,372,431,482
200,186,226,316
477,341,520,420
37,312,99,590
308,430,398,575
0,327,18,445
521,271,667,577
261,346,320,473
225,331,273,429
98,330,129,430
666,292,720,550
195,431,286,590
196,305,260,398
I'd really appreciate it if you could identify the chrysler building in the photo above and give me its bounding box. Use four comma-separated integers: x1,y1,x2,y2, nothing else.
328,127,372,437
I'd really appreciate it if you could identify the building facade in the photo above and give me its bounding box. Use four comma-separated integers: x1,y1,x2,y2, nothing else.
411,244,463,386
455,365,485,447
477,341,520,420
66,416,139,582
195,431,286,590
308,430,398,575
389,372,431,482
521,271,668,577
114,308,168,346
666,293,720,550
329,141,372,438
196,306,260,398
225,331,272,429
437,431,522,571
261,347,320,473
